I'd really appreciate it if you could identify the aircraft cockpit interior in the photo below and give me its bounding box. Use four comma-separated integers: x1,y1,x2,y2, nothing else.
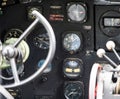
1,0,120,99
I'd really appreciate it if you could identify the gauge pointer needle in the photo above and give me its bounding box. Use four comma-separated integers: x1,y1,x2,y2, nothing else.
36,37,49,45
65,95,70,99
68,91,74,96
68,91,78,96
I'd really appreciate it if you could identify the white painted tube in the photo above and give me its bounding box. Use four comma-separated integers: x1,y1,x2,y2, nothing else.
0,84,14,99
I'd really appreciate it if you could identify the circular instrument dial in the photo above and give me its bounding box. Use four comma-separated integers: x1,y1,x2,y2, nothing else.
38,59,52,73
100,11,120,37
63,58,83,78
33,33,49,49
4,29,23,41
63,32,82,53
64,82,83,99
67,3,87,22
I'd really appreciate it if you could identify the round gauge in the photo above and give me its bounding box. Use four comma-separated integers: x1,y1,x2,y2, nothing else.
37,59,52,73
63,32,82,54
67,3,87,22
64,82,83,99
4,29,23,41
63,58,83,79
33,33,49,49
100,11,120,37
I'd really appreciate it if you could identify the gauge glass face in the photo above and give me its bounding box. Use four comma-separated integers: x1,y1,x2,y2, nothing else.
64,83,83,99
67,3,86,22
38,59,52,73
63,58,82,78
63,33,81,52
33,33,49,49
4,29,23,41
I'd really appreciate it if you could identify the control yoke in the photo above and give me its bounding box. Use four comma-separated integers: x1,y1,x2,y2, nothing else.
0,10,56,98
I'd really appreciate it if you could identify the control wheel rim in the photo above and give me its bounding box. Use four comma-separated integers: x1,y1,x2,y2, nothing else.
2,10,56,88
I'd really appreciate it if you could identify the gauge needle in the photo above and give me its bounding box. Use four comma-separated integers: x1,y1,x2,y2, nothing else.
65,95,69,99
36,37,49,45
68,91,78,96
68,91,74,96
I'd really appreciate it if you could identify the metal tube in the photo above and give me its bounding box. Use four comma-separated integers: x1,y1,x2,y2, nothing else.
10,58,20,83
112,48,120,61
13,18,39,47
103,54,118,68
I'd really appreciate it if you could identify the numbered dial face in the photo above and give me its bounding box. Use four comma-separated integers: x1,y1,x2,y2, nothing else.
4,29,23,41
64,82,83,99
63,33,81,53
63,58,83,78
67,3,86,22
33,33,49,49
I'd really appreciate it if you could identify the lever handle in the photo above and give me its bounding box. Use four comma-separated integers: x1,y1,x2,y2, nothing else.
97,48,117,68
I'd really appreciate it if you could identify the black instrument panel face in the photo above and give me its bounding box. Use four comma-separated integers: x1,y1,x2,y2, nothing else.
95,6,120,51
0,0,96,99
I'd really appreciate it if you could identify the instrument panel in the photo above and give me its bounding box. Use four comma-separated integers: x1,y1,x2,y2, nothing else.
0,0,94,99
1,0,120,99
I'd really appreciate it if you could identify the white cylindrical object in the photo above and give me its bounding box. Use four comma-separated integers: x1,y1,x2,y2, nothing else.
97,49,106,58
0,85,14,99
106,41,115,50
